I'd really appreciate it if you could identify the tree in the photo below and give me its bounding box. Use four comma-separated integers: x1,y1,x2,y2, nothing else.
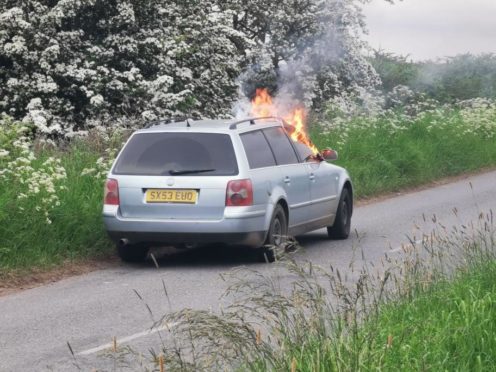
219,0,381,108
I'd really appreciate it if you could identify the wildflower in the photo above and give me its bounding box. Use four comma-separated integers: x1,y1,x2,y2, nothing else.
81,168,96,176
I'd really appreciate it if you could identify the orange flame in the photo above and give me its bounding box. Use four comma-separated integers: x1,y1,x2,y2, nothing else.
251,88,274,118
250,88,318,154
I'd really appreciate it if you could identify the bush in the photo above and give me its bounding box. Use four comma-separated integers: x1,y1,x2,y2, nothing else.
370,51,496,103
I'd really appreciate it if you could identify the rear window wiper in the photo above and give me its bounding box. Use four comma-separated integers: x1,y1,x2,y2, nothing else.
168,168,216,175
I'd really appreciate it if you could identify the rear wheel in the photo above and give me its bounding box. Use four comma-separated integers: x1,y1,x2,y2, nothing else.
259,205,288,263
117,243,149,263
327,188,352,239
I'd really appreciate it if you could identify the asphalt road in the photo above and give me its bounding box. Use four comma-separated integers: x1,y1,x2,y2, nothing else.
1,171,495,371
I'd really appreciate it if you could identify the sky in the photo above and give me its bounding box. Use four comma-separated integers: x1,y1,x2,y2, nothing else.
362,0,496,61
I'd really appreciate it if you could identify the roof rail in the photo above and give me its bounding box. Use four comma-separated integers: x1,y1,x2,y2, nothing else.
229,116,282,130
143,116,190,129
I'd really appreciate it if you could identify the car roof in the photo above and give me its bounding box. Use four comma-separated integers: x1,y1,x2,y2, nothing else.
137,117,283,134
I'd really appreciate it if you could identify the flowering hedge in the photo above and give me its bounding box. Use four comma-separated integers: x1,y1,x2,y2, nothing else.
0,0,246,137
1,0,385,138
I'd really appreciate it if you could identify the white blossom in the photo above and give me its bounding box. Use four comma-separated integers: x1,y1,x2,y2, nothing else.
1,117,67,224
90,95,104,106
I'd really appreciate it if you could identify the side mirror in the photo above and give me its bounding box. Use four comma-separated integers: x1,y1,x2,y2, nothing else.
321,148,338,161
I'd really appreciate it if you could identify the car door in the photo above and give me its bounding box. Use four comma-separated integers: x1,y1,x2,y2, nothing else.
262,126,312,229
294,143,340,223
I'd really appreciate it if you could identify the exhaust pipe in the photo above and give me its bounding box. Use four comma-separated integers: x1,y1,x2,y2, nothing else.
119,238,129,248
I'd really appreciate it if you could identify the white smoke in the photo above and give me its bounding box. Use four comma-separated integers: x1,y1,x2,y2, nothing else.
231,0,377,119
233,26,344,118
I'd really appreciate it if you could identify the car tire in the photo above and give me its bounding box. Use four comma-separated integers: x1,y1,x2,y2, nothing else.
327,188,352,240
117,243,149,263
259,204,288,263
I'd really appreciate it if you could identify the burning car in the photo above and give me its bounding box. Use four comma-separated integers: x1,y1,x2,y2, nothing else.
103,91,353,262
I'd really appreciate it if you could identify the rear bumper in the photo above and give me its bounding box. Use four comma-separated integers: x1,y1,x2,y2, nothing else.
103,205,268,247
106,231,265,247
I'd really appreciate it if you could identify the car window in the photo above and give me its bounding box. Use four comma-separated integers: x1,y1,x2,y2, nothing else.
240,130,276,169
262,127,299,166
294,142,316,162
113,132,238,176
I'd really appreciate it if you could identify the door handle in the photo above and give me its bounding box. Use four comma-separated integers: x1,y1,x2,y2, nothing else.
309,173,315,181
284,176,291,184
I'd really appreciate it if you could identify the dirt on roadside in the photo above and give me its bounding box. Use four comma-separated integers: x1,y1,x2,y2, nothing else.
0,255,119,297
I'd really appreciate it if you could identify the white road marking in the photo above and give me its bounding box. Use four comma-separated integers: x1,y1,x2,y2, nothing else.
77,322,178,356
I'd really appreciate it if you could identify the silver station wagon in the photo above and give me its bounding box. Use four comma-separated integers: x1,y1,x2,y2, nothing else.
103,117,353,262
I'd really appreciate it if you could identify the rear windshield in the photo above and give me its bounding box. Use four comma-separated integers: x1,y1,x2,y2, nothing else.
113,132,238,176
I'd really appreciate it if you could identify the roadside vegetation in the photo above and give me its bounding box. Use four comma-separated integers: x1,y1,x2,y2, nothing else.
355,261,496,371
1,96,496,273
2,1,496,275
371,52,496,103
0,121,123,272
315,96,496,197
95,211,496,371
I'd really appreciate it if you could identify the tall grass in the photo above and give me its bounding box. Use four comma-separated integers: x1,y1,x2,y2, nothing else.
0,141,112,272
356,262,496,370
106,211,496,371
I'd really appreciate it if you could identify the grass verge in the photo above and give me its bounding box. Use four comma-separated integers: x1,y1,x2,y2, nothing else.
350,261,496,371
313,109,496,197
0,140,113,274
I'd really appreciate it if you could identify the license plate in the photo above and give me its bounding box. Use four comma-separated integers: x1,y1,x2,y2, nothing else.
145,189,198,204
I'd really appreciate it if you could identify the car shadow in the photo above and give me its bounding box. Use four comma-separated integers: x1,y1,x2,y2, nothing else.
295,231,331,245
126,231,333,270
130,244,262,269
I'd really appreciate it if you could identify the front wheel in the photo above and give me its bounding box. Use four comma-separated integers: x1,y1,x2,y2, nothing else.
327,188,352,239
259,205,288,263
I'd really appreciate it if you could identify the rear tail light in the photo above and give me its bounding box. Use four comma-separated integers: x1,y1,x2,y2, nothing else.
226,179,253,206
104,178,120,205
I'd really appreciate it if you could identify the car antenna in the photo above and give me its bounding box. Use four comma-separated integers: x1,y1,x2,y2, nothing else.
186,118,191,127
